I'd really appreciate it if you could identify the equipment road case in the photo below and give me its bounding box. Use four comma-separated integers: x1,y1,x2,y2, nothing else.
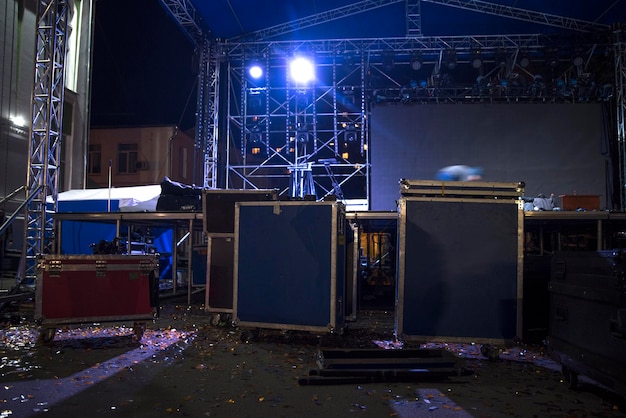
35,254,159,342
395,196,524,344
203,234,236,315
548,250,626,398
201,189,279,317
202,189,278,235
233,201,346,334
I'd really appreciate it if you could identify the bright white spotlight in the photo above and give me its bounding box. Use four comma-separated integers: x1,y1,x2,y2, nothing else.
248,65,263,79
289,57,314,84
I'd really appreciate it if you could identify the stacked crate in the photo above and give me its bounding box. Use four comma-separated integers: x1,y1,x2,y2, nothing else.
395,180,525,343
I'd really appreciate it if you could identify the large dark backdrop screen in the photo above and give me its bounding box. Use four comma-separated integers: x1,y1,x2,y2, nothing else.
370,103,609,211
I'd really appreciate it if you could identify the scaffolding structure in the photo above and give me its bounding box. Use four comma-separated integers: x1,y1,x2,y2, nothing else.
219,30,621,203
23,0,70,283
20,0,626,284
158,0,626,207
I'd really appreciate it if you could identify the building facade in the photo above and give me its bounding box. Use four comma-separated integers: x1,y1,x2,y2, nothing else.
88,126,198,188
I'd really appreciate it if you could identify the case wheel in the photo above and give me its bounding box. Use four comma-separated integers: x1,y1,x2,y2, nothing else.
480,344,502,361
561,365,579,389
240,329,260,343
133,322,147,341
39,328,56,344
210,313,232,326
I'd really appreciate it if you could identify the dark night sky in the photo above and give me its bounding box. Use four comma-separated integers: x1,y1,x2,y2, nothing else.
90,0,198,130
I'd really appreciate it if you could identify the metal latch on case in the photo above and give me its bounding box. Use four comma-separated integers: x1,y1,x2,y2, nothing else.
95,260,107,277
48,260,62,277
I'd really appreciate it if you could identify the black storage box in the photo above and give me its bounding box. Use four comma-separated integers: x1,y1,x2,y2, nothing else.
395,196,523,343
548,250,626,397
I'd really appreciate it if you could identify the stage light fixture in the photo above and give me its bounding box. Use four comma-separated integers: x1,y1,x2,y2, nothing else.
296,131,309,143
519,55,531,68
295,122,309,143
248,64,263,79
289,56,315,84
249,125,263,143
410,54,423,71
470,50,482,69
573,55,584,67
344,123,357,142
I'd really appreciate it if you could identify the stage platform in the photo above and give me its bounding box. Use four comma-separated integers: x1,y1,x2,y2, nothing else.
523,210,626,254
53,209,626,254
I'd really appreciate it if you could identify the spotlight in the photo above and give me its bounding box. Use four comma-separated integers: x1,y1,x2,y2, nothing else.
295,123,309,143
296,131,309,143
519,55,531,68
247,90,263,112
344,123,357,142
289,56,315,84
410,54,423,71
573,55,584,67
249,125,263,143
248,64,263,79
470,50,482,69
340,86,355,107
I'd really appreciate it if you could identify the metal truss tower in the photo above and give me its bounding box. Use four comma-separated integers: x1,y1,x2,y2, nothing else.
195,38,220,189
159,0,218,188
224,41,371,201
406,0,422,36
23,0,70,282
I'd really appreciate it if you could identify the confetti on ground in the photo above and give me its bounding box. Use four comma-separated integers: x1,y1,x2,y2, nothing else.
0,326,193,416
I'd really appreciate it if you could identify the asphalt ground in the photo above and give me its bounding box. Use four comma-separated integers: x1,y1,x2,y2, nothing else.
1,292,625,418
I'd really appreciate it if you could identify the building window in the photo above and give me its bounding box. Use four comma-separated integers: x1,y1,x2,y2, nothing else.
117,143,138,174
88,144,101,174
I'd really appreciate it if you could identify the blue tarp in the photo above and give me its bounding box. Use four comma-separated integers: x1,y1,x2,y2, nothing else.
55,186,175,279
